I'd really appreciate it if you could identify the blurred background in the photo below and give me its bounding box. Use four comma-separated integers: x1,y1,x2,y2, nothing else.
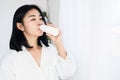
0,0,120,80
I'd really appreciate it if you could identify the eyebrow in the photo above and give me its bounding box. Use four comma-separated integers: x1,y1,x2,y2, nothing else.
28,15,42,18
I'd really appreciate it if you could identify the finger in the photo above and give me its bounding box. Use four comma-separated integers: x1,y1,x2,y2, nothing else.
46,33,53,38
46,23,56,28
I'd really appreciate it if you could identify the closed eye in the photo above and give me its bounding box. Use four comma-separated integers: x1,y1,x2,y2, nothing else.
31,18,36,21
39,18,43,20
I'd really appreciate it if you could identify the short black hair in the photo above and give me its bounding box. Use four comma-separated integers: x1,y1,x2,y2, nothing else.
10,4,49,51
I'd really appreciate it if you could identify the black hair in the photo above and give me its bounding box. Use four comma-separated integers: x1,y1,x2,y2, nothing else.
10,4,49,51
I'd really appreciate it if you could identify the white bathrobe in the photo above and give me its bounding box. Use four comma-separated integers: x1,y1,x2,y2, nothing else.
0,44,76,80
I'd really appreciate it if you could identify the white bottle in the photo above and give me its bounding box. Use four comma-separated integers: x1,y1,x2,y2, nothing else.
40,25,59,36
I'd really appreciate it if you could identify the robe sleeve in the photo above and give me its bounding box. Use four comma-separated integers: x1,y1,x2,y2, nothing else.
55,50,76,79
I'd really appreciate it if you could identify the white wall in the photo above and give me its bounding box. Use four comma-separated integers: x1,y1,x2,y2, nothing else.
47,0,60,26
0,0,48,64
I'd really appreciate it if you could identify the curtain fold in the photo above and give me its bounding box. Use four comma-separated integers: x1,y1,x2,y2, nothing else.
58,0,116,80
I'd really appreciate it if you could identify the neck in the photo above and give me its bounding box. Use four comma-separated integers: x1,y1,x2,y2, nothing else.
25,36,39,49
26,38,41,51
28,39,39,49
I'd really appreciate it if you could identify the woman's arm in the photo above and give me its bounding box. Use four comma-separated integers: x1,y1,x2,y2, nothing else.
46,23,67,59
46,23,76,79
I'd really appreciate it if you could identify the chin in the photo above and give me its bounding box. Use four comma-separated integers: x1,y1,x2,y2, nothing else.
38,32,44,37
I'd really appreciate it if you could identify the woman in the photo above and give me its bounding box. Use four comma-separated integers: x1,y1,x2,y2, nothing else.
0,4,76,80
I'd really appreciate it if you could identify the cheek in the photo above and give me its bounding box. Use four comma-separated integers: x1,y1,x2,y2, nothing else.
38,29,44,35
23,25,33,34
24,23,34,31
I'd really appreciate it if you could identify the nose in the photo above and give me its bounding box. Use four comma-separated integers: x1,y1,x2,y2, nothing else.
38,19,44,26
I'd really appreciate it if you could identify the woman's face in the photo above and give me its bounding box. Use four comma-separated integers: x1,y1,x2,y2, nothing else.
21,9,44,38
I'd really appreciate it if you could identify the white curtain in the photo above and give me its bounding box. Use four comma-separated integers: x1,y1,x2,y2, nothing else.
59,0,120,80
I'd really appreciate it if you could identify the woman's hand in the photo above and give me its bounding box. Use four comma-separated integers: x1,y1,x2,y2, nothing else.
46,23,62,45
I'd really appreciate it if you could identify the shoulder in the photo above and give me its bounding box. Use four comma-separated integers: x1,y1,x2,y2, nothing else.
3,50,17,61
0,50,18,77
1,50,22,67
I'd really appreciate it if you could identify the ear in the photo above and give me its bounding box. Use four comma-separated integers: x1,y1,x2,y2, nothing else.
16,22,24,31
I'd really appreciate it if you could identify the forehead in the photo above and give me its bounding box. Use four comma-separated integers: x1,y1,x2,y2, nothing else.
24,9,41,17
